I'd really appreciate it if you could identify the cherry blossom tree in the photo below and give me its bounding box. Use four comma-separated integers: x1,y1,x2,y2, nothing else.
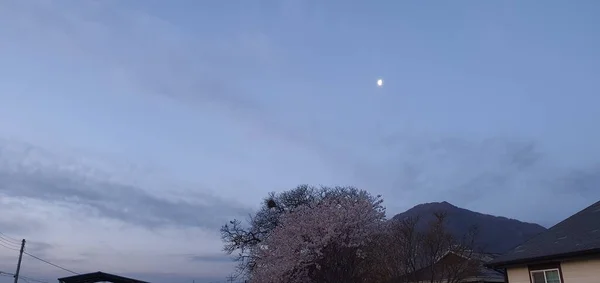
221,185,319,277
250,191,386,283
221,185,378,279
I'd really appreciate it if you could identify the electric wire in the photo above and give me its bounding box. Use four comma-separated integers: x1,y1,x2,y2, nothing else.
23,252,79,275
0,270,49,283
0,233,20,244
0,234,21,248
0,241,21,251
0,241,20,252
0,236,20,247
0,231,80,277
0,239,20,249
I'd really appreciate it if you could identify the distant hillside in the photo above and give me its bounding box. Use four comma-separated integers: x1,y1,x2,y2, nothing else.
391,201,547,253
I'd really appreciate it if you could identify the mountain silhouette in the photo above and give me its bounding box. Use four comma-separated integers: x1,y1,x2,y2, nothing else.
392,201,547,253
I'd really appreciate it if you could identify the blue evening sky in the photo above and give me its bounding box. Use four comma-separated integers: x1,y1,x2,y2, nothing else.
0,1,598,282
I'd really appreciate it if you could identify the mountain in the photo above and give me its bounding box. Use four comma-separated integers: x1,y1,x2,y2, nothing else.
391,201,547,253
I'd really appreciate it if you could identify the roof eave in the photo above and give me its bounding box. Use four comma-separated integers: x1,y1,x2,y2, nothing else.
57,271,149,283
485,248,600,269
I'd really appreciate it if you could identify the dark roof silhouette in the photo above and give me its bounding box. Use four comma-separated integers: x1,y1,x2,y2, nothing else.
487,200,600,267
58,272,149,283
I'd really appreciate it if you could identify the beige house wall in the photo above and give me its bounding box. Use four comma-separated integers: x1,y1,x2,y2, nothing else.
506,266,529,283
506,256,600,283
560,257,600,283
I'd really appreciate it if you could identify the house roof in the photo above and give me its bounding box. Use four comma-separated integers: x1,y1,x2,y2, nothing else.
487,200,600,267
401,250,504,281
58,272,149,283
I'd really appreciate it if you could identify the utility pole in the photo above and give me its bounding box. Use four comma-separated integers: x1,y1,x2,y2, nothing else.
13,239,25,283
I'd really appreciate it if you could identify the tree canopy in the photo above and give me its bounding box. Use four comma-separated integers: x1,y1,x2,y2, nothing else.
252,190,385,283
220,185,381,279
220,185,483,283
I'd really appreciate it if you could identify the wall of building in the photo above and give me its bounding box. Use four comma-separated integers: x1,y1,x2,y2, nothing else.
506,256,600,283
560,257,600,283
506,266,529,283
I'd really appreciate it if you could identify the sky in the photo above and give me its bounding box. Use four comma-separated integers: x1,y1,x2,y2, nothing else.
0,0,599,282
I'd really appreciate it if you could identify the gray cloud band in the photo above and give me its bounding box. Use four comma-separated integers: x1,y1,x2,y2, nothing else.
0,141,250,231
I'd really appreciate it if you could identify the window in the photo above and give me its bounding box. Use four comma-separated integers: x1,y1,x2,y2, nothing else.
530,269,561,283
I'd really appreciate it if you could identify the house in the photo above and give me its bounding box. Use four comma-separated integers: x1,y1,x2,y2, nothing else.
486,200,600,283
393,250,505,283
58,271,149,283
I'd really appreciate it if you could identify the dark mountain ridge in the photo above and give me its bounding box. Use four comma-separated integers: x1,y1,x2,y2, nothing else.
392,201,547,253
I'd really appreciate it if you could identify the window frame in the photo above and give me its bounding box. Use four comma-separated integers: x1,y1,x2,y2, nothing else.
530,268,562,283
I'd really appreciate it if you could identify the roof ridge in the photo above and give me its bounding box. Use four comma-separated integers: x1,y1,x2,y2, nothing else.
512,200,600,250
549,200,600,230
487,199,600,267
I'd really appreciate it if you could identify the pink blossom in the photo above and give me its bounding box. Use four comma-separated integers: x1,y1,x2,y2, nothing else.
251,193,385,283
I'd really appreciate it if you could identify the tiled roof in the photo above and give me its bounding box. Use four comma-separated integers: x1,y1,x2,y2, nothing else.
487,200,600,267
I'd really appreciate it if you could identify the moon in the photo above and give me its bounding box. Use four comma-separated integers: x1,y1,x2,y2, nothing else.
377,79,383,87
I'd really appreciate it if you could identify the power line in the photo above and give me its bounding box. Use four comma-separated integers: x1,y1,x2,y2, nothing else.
0,232,80,278
0,241,20,252
0,236,21,248
0,238,20,249
23,252,79,275
0,233,20,244
0,236,21,247
0,232,21,252
0,270,48,283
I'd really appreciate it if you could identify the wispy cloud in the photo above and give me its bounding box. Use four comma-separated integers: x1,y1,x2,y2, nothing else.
2,1,273,109
187,254,234,263
0,137,246,281
0,139,249,230
0,213,41,236
0,0,362,171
